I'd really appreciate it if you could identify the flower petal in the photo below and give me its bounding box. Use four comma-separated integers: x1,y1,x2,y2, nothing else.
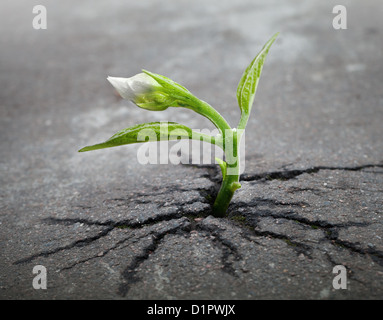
107,76,135,100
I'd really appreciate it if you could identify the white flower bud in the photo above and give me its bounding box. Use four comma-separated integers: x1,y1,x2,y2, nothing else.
107,73,161,101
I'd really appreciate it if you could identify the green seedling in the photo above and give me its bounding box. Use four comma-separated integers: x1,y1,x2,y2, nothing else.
79,33,278,217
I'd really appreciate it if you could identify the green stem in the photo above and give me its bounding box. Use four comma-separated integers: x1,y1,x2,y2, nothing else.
212,170,241,217
237,111,249,131
182,98,242,217
190,100,231,136
191,131,223,149
212,129,242,217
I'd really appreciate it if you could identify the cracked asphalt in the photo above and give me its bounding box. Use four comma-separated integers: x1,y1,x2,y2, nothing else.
1,0,383,299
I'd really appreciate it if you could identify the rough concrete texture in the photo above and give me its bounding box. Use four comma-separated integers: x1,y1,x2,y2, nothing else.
1,0,382,299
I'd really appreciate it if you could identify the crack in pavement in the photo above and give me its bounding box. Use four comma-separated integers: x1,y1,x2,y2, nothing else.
118,220,191,297
230,203,371,229
240,163,383,182
59,233,137,272
229,201,381,264
13,212,188,265
12,162,383,297
250,228,313,258
326,229,383,267
13,225,115,265
195,223,242,277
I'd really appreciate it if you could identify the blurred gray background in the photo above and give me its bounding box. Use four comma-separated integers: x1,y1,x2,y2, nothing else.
0,0,382,299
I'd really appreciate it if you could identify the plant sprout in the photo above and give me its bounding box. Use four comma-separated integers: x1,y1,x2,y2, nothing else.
79,33,278,217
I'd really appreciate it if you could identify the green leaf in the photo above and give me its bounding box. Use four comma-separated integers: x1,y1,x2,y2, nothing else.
236,33,279,119
142,70,204,112
142,70,232,133
79,122,194,152
78,122,219,152
142,70,191,98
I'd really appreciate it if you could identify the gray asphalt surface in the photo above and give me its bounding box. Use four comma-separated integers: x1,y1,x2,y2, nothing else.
1,0,382,299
